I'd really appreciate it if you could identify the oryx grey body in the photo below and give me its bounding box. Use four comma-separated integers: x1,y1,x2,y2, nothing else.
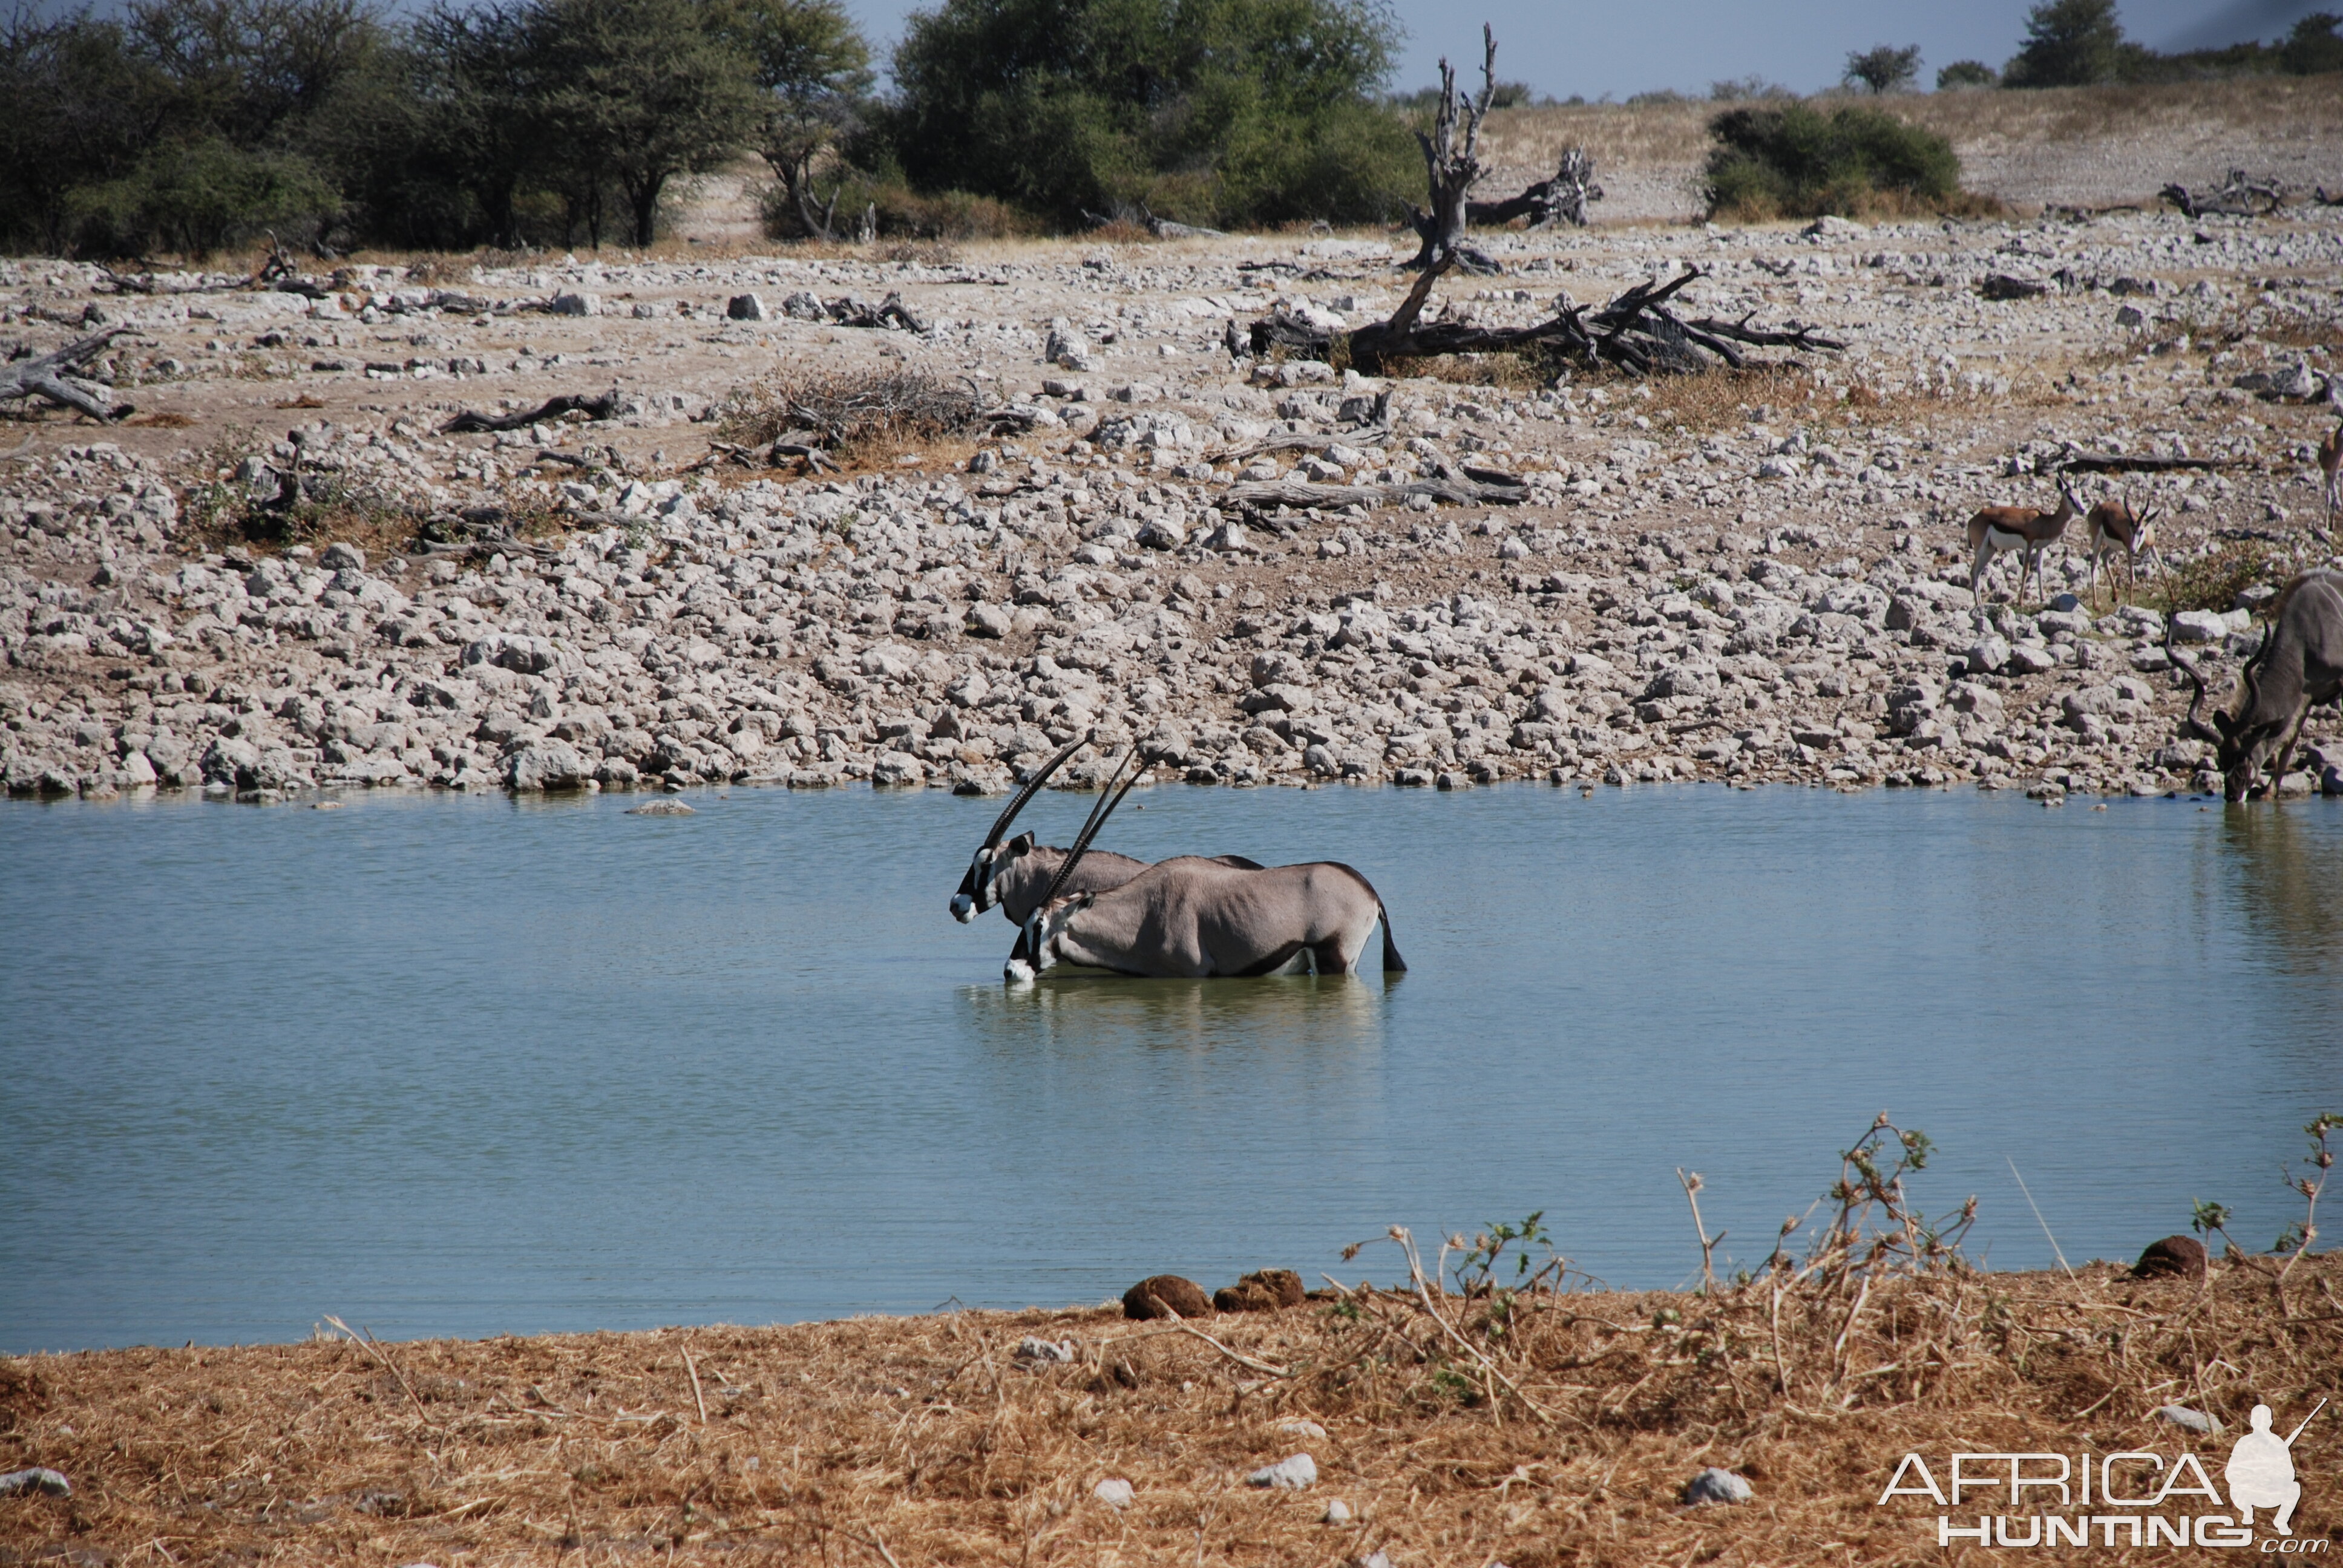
960,836,1260,926
2174,570,2343,800
1009,856,1405,982
1966,483,2078,604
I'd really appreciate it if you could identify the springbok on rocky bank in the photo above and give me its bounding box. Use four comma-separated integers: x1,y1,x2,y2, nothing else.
2082,493,2162,606
2171,569,2343,800
1004,753,1406,983
1967,481,2079,604
949,737,1258,926
2318,416,2342,527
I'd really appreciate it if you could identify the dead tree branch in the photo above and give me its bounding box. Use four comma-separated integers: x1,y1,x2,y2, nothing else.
1468,146,1602,229
1248,264,1843,378
0,327,132,421
1407,25,1501,273
2160,169,2287,218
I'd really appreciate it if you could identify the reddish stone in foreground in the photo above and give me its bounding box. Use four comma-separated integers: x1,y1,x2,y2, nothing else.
2132,1234,2208,1279
1122,1275,1213,1319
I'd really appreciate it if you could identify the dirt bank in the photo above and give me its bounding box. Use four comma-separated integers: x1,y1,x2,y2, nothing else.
3,1250,2338,1566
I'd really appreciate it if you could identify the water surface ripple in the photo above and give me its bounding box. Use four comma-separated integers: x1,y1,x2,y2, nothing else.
4,785,2339,1352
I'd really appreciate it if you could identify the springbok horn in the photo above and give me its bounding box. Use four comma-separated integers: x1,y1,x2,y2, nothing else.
1038,749,1139,912
976,733,1089,851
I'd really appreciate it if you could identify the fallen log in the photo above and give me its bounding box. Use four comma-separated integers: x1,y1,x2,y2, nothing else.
2160,169,2286,218
0,326,132,421
2057,451,2227,474
1467,146,1602,230
1221,465,1530,515
1250,262,1843,377
440,391,621,435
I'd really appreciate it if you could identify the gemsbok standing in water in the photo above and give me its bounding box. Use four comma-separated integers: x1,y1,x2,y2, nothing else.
2171,569,2343,800
949,736,1260,926
1004,751,1406,983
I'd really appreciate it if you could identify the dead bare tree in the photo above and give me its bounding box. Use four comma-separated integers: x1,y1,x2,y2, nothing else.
1251,261,1843,377
0,327,131,422
1407,25,1501,272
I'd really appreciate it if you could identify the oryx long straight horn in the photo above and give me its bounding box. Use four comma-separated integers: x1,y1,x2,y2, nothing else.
949,734,1088,922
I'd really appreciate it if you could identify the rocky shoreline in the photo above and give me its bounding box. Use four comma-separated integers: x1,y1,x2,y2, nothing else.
3,205,2340,807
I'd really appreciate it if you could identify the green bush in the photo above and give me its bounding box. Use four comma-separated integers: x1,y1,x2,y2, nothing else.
68,140,340,255
1703,102,1962,220
882,0,1414,231
1935,60,1998,90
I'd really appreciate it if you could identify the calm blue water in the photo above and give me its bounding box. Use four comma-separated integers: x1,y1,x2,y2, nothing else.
4,783,2341,1353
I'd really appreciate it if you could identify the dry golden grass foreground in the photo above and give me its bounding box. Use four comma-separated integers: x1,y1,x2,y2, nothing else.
5,1241,2342,1566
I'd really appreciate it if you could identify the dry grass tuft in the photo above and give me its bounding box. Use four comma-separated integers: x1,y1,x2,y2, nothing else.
715,368,988,460
2162,537,2277,615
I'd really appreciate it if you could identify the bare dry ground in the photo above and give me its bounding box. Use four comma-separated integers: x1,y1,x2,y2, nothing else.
4,1248,2341,1566
1,74,2341,815
1481,76,2343,223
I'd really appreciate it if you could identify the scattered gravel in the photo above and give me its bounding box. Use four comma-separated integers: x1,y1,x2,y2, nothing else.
3,204,2339,806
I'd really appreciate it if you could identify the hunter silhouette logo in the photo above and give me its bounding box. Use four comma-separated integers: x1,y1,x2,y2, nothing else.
2229,1400,2325,1537
1877,1399,2328,1549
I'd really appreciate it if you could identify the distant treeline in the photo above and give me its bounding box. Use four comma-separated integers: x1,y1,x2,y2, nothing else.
0,0,1416,258
2,0,2336,260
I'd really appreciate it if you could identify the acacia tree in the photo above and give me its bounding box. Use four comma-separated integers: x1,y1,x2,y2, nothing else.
2003,0,2128,86
1843,43,1919,94
726,0,870,239
523,0,757,246
886,0,1409,230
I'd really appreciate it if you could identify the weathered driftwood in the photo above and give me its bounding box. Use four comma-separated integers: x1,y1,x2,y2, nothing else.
1469,146,1602,230
0,326,131,420
2058,451,2227,474
440,391,621,435
1978,273,2051,301
830,291,929,332
1082,203,1229,241
1407,27,1500,272
1222,465,1530,515
1249,261,1844,377
2160,169,2287,218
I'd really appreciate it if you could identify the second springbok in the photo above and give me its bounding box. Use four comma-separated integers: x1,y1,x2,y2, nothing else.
2319,415,2342,526
2082,493,2163,606
1967,481,2079,604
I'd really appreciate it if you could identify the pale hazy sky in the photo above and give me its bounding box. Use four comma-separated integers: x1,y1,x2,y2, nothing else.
844,0,2329,96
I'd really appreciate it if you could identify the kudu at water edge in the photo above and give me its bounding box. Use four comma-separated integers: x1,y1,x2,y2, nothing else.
949,736,1258,926
1967,482,2079,604
1004,753,1406,983
2172,569,2343,801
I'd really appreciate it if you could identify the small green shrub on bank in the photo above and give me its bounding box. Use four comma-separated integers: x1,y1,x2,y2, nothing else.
1703,103,1963,220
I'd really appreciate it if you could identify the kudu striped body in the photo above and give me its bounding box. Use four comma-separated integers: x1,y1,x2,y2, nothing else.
1966,482,2079,604
1004,753,1406,983
2172,570,2343,800
2082,494,2161,606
